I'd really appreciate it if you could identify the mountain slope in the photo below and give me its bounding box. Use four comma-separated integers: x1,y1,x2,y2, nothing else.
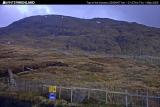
0,15,160,56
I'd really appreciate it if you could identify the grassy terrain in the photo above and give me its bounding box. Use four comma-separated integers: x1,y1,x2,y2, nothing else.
0,44,160,91
0,43,160,107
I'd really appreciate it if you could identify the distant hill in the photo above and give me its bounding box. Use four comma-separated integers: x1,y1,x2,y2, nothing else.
0,15,160,56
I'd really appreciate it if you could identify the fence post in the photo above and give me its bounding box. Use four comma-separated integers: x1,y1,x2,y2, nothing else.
22,65,24,72
41,83,44,93
125,90,128,107
146,90,149,107
59,86,61,99
87,88,90,100
71,87,73,103
105,88,108,104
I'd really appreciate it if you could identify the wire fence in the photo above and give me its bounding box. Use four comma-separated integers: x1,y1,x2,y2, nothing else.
104,54,160,65
1,78,160,107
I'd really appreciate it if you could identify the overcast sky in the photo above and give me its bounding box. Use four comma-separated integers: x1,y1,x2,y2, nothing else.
0,5,160,28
